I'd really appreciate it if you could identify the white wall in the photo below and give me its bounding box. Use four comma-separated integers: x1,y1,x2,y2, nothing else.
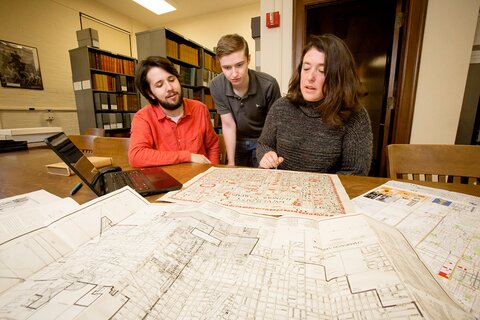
260,0,480,144
2,0,478,142
260,0,293,95
0,0,258,134
164,3,260,69
410,0,480,143
0,0,147,133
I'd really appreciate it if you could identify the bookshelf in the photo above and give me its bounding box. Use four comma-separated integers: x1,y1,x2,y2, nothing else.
69,46,140,135
136,27,222,133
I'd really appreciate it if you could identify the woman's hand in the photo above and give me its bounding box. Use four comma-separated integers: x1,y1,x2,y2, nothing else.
259,151,284,169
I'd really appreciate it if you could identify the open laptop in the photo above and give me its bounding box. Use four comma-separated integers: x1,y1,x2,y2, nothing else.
44,132,182,196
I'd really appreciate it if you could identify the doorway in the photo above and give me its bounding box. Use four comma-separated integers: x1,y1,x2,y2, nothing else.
294,0,428,177
306,0,396,176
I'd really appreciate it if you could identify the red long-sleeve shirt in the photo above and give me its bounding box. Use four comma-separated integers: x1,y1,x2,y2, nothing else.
128,98,219,167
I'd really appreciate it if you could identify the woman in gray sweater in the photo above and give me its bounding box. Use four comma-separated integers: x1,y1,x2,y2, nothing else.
256,34,372,175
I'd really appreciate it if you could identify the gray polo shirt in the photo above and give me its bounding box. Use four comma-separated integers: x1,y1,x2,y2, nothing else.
210,69,281,139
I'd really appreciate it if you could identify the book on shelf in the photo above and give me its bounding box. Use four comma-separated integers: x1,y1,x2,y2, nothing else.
182,88,194,99
204,94,215,109
177,65,197,86
46,156,113,176
117,94,138,111
179,43,199,66
88,51,135,75
108,93,118,110
95,112,136,129
115,113,124,129
100,93,109,110
102,114,111,129
92,74,117,91
166,39,179,59
117,75,128,92
94,93,102,111
109,113,118,129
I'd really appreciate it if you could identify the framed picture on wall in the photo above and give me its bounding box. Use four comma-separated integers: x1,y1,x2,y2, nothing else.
0,40,44,90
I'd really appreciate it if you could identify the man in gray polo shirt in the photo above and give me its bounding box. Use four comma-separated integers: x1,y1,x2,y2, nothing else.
210,34,281,167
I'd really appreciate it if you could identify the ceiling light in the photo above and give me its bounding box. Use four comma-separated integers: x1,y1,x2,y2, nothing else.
132,0,176,15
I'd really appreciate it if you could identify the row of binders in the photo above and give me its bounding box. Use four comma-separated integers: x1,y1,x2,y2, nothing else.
166,39,199,66
172,64,218,88
166,37,221,73
173,64,197,87
89,51,135,75
203,94,215,109
94,92,139,112
96,112,136,130
209,111,221,128
203,52,221,73
92,74,135,92
182,90,214,111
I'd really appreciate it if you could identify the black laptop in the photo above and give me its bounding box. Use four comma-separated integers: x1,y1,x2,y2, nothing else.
44,132,182,196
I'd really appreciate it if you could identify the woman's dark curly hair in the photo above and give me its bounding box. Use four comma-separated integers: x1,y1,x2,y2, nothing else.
287,34,365,128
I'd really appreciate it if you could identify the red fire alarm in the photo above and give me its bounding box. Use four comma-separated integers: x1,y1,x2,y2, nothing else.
266,11,280,28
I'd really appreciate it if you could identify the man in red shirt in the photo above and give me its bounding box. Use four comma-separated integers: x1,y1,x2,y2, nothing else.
129,56,219,167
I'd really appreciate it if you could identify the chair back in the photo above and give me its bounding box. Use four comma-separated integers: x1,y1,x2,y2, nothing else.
84,127,105,136
69,134,96,155
93,137,130,168
387,144,480,185
217,134,227,165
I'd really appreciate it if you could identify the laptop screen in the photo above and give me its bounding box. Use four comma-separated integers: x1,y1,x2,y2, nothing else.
46,132,183,197
44,132,102,195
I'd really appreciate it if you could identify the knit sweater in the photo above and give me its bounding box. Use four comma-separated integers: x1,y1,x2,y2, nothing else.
256,97,373,175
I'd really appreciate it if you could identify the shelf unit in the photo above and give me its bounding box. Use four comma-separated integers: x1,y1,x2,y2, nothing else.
136,27,222,133
69,46,140,135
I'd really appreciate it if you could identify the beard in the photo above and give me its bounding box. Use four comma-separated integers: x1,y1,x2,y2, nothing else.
158,90,184,110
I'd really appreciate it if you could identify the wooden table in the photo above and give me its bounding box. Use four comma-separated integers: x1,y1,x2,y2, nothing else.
1,147,478,204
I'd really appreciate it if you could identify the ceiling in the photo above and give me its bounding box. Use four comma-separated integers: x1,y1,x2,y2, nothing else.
94,0,260,28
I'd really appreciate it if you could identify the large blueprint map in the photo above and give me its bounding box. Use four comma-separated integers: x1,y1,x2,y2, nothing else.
0,187,150,295
160,167,354,216
0,189,472,319
353,181,480,319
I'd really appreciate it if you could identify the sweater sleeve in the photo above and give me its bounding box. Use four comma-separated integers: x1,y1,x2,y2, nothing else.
337,107,373,176
256,99,282,162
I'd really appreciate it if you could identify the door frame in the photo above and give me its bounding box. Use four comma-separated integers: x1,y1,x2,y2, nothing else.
293,0,428,150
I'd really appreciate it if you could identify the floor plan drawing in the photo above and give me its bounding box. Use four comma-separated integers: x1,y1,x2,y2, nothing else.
353,181,480,319
0,189,62,214
0,187,150,295
0,198,472,319
160,167,354,217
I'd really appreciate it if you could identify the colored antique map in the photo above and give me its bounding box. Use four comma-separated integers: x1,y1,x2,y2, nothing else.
160,167,354,217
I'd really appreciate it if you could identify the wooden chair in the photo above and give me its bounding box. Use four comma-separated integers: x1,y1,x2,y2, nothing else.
93,137,130,168
217,134,227,165
84,127,105,136
69,134,96,155
387,144,480,185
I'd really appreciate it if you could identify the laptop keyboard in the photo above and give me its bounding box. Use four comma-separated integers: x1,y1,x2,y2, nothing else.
108,171,150,191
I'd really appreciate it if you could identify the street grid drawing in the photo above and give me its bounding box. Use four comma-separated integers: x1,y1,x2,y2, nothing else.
0,199,472,319
353,181,480,319
1,168,478,319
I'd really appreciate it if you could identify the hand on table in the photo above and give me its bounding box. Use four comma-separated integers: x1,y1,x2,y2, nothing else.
191,153,211,164
259,151,284,169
